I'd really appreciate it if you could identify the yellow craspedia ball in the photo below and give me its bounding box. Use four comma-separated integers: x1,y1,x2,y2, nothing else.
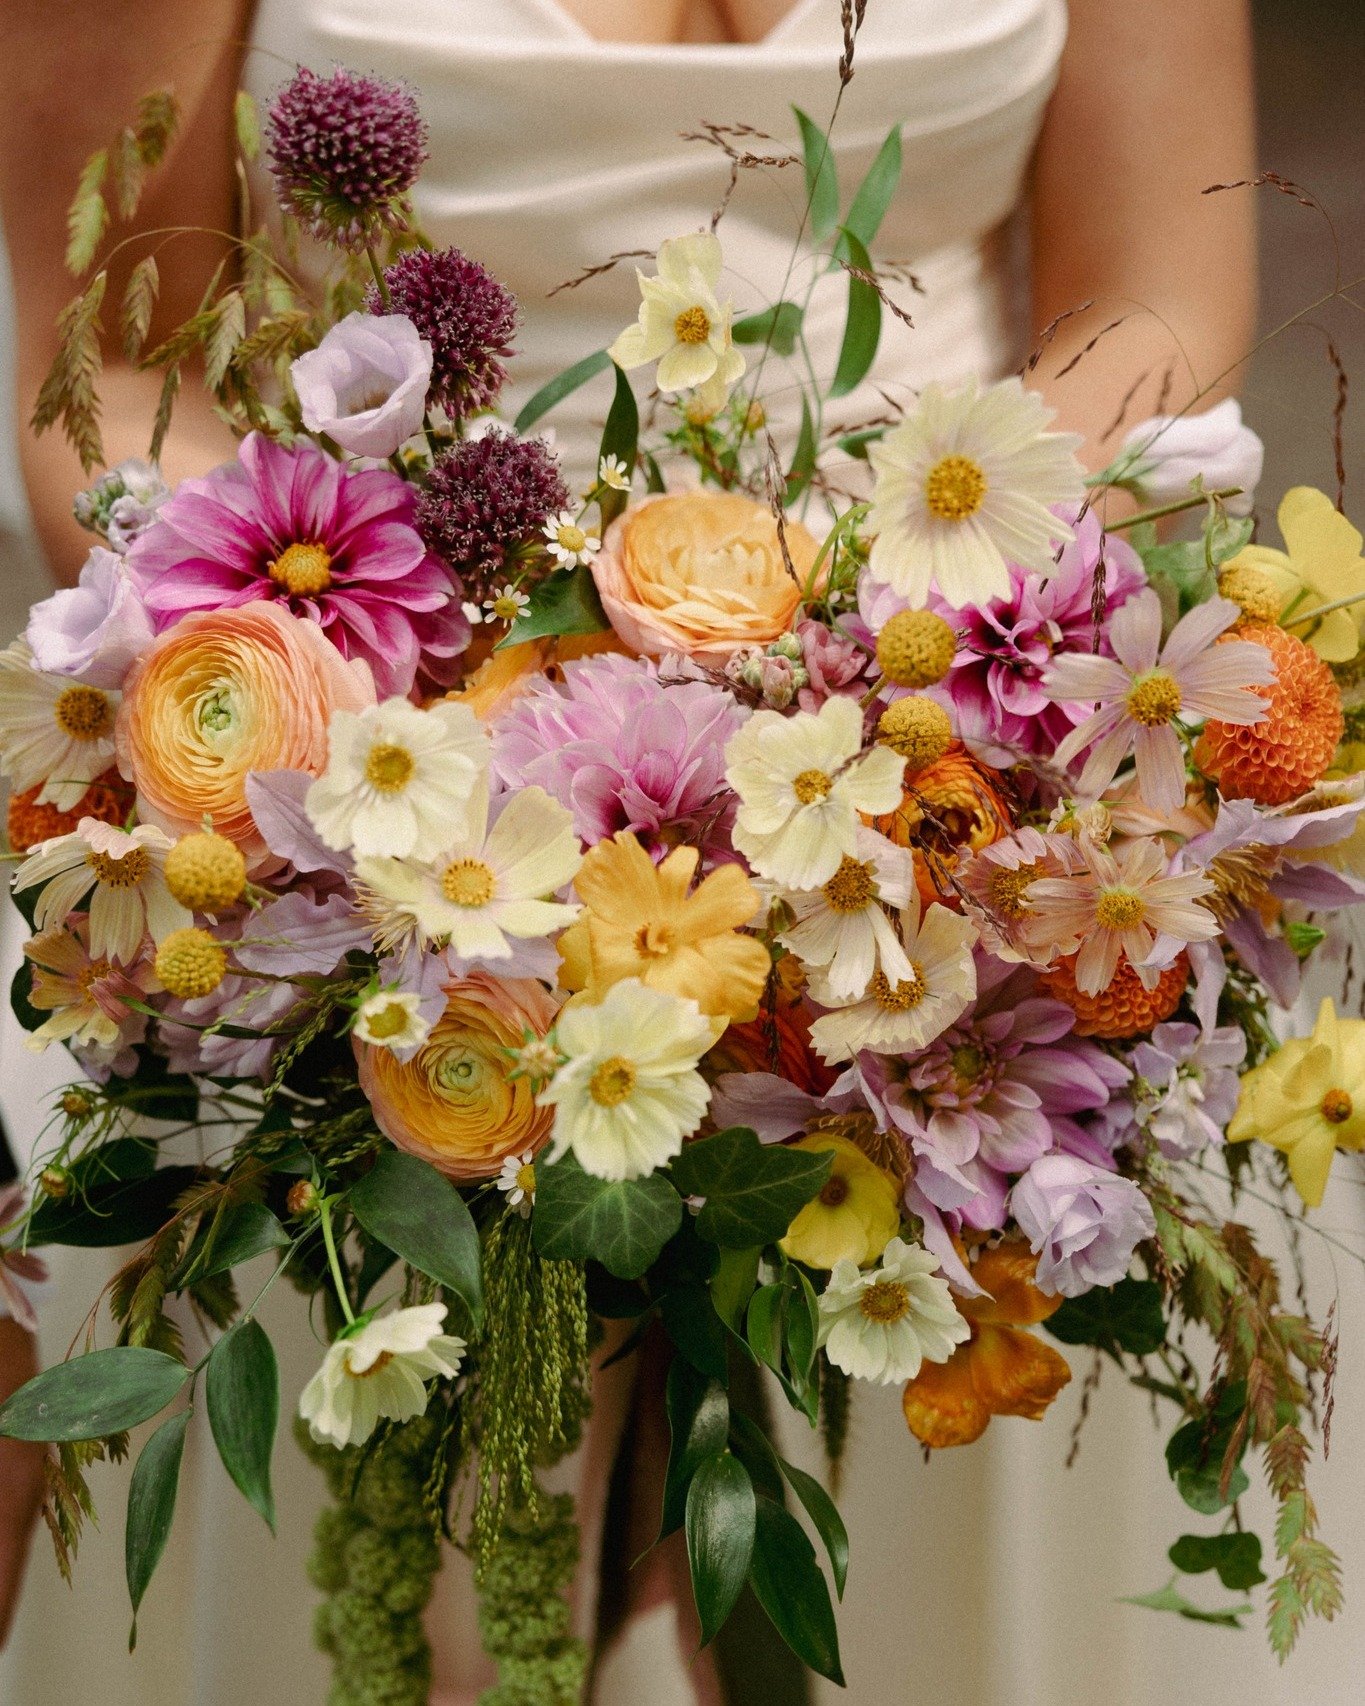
164,830,248,913
1217,563,1283,626
876,696,953,771
155,928,228,1000
875,609,957,688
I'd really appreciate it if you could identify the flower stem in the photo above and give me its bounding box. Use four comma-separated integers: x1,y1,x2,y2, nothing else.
1283,586,1365,630
318,1196,355,1326
1103,487,1244,531
366,245,390,308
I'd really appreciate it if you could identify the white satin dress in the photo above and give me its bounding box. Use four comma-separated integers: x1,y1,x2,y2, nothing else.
5,2,1365,1703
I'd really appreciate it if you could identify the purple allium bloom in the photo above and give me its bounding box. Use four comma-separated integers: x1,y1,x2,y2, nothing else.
370,247,518,419
125,433,469,697
417,428,569,593
492,652,745,852
265,65,428,249
292,312,433,458
1010,1151,1156,1297
26,546,155,689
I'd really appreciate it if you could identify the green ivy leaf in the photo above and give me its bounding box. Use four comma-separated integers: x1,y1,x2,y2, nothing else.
1121,1578,1252,1628
836,123,903,257
748,1495,844,1684
1047,1276,1166,1358
532,1152,682,1279
687,1451,756,1647
793,107,839,243
499,563,610,650
0,1347,188,1442
349,1149,483,1328
125,1409,191,1641
205,1319,277,1531
669,1128,832,1249
828,230,881,400
732,302,804,357
1165,1383,1250,1514
514,348,611,433
661,1361,730,1539
1169,1530,1266,1591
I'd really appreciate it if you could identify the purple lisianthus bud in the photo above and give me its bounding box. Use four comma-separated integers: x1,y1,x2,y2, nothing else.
1010,1152,1156,1297
73,458,170,551
26,546,156,689
1122,399,1263,517
292,312,433,458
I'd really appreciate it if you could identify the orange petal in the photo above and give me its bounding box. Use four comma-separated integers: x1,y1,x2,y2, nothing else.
969,1323,1072,1422
902,1345,992,1448
965,1241,1063,1328
679,859,762,937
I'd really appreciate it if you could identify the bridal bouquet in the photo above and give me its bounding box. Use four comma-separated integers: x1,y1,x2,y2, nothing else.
1,56,1363,1702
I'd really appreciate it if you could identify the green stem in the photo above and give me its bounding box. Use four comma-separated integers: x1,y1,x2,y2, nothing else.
366,245,390,308
1283,586,1365,630
1104,487,1245,531
318,1196,355,1326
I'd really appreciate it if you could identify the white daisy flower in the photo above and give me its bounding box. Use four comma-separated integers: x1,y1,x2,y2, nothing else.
608,231,747,397
598,455,631,492
542,510,601,570
774,825,916,1000
353,989,432,1052
495,1149,539,1216
14,818,188,963
725,694,905,889
865,377,1085,608
818,1237,970,1385
306,697,489,863
299,1303,465,1449
539,978,715,1181
355,785,581,961
0,641,119,810
808,893,978,1063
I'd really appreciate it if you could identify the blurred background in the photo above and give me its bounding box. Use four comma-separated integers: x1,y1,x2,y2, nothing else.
0,2,1362,1702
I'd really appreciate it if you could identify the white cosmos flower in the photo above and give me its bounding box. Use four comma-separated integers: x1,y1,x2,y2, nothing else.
808,893,978,1063
818,1237,970,1384
539,978,715,1181
542,510,600,570
353,989,432,1052
0,641,119,810
775,825,916,999
355,786,581,961
14,818,188,963
865,377,1085,608
306,697,489,862
608,232,747,398
298,1303,465,1449
496,1148,538,1216
725,694,905,889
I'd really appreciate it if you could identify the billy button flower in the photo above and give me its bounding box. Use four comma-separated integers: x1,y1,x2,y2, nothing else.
874,609,958,691
154,927,229,1001
164,829,248,914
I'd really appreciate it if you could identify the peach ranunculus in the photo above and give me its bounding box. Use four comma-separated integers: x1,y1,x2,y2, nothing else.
115,602,374,870
590,491,821,664
357,973,559,1182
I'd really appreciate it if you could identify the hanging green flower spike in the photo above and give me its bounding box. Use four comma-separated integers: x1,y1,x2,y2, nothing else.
477,1491,587,1706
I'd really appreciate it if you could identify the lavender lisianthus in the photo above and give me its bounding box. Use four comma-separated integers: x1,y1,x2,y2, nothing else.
125,433,469,697
25,546,155,689
292,312,433,458
1010,1152,1156,1297
371,248,518,419
1129,1021,1245,1158
1121,399,1263,518
73,459,169,551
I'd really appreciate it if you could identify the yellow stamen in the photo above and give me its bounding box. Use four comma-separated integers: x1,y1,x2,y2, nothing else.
986,862,1043,920
1321,1089,1353,1124
871,966,926,1011
793,768,833,805
859,1280,911,1324
364,743,416,793
1094,888,1146,930
589,1056,637,1107
1125,669,1183,727
515,1161,537,1195
821,857,876,913
924,455,987,522
440,858,496,908
555,523,588,554
53,685,114,741
86,846,149,888
673,306,712,345
346,1349,394,1380
365,1002,411,1040
268,541,333,597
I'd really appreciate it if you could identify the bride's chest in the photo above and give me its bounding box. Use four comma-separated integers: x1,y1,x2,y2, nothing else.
551,0,798,43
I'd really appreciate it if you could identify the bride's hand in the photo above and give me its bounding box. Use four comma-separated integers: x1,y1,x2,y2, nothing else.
0,1320,45,1648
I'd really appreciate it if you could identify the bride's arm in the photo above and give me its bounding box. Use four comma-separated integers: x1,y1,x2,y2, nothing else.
0,1321,43,1645
0,0,250,585
1029,0,1258,466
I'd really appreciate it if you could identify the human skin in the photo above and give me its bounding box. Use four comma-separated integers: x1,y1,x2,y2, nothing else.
0,1320,44,1647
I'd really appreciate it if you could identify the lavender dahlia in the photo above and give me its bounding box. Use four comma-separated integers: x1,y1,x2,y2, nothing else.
370,248,518,419
417,429,569,591
265,65,428,249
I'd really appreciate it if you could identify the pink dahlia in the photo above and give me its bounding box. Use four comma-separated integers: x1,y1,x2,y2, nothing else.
125,434,469,697
491,652,745,851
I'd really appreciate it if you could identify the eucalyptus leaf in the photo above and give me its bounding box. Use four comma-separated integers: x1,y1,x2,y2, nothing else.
205,1319,278,1531
748,1495,844,1683
499,563,609,650
513,347,611,433
828,230,881,400
533,1152,682,1279
687,1451,756,1646
669,1128,832,1248
125,1409,190,1638
0,1347,188,1442
732,302,804,357
349,1149,483,1327
793,107,838,243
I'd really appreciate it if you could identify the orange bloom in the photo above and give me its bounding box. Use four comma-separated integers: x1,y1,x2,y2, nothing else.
866,740,1016,907
902,1242,1071,1448
448,632,627,723
357,973,558,1182
707,955,838,1097
6,768,128,853
1197,624,1343,805
116,602,374,870
1039,949,1189,1039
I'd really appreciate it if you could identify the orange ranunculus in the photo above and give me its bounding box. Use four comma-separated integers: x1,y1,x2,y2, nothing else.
901,1241,1071,1448
707,954,838,1097
866,740,1016,907
357,973,559,1183
116,602,374,871
590,491,820,664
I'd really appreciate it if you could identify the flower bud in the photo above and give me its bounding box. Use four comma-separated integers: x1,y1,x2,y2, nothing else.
1122,399,1262,517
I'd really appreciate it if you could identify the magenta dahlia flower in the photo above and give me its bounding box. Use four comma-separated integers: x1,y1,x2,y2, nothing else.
125,434,468,697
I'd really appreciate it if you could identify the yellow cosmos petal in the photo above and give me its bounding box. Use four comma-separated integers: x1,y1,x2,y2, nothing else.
1285,1121,1339,1209
1278,486,1365,584
677,860,762,937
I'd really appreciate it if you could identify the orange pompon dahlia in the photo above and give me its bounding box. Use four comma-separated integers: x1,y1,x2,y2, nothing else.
7,768,128,853
901,1242,1071,1449
706,955,838,1097
1039,949,1190,1039
1197,623,1343,805
866,740,1015,907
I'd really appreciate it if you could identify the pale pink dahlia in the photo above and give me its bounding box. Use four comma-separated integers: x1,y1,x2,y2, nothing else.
125,434,468,697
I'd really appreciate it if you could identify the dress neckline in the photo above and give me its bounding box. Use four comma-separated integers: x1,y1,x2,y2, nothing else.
520,0,823,49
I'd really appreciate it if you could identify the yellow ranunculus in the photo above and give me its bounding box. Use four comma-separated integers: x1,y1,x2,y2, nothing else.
1228,486,1365,663
779,1134,901,1270
557,831,770,1023
1228,997,1365,1206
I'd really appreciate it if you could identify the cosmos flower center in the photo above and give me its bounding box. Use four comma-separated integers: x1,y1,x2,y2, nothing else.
1125,669,1183,727
53,685,114,742
75,958,112,995
987,862,1043,920
1321,1088,1353,1124
86,846,149,888
364,743,416,793
859,1279,911,1324
1094,887,1146,930
674,306,712,345
345,1349,394,1380
793,767,833,805
365,1000,412,1039
269,540,334,597
515,1161,537,1195
924,454,988,523
821,856,876,913
871,965,927,1012
819,1174,851,1207
441,858,496,908
589,1056,637,1107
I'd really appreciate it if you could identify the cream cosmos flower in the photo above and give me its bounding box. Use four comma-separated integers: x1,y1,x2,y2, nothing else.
299,1303,466,1449
0,641,118,810
774,824,917,999
817,1237,970,1385
14,818,188,963
608,232,747,398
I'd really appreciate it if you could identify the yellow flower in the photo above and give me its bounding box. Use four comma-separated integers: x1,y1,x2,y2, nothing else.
1228,997,1365,1206
1228,487,1365,662
779,1135,901,1270
557,831,770,1023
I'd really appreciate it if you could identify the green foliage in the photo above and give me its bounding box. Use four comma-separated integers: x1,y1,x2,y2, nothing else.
785,394,817,505
597,362,638,526
1122,1579,1252,1629
31,271,107,471
349,1150,484,1329
793,106,838,242
205,1319,278,1531
532,1152,682,1278
1047,1276,1166,1358
835,124,903,257
1165,1383,1250,1514
476,1490,587,1706
661,1361,730,1539
500,563,610,648
1262,1424,1344,1657
668,1126,832,1248
120,256,160,360
513,348,611,433
1169,1531,1265,1591
125,1410,191,1642
686,1451,756,1645
745,1262,821,1421
732,302,804,356
749,1496,844,1684
818,1358,852,1492
0,1347,187,1443
234,90,263,161
828,230,881,399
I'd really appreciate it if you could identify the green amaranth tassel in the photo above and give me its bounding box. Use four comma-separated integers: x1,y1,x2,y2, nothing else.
818,1354,852,1496
477,1490,588,1706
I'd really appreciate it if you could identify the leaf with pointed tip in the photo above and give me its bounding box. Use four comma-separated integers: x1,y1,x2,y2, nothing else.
499,563,610,649
514,348,611,433
793,107,839,243
0,1347,187,1442
687,1452,756,1646
836,124,903,257
349,1150,483,1328
205,1319,277,1531
749,1495,844,1683
828,230,881,400
669,1128,832,1249
126,1409,190,1638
